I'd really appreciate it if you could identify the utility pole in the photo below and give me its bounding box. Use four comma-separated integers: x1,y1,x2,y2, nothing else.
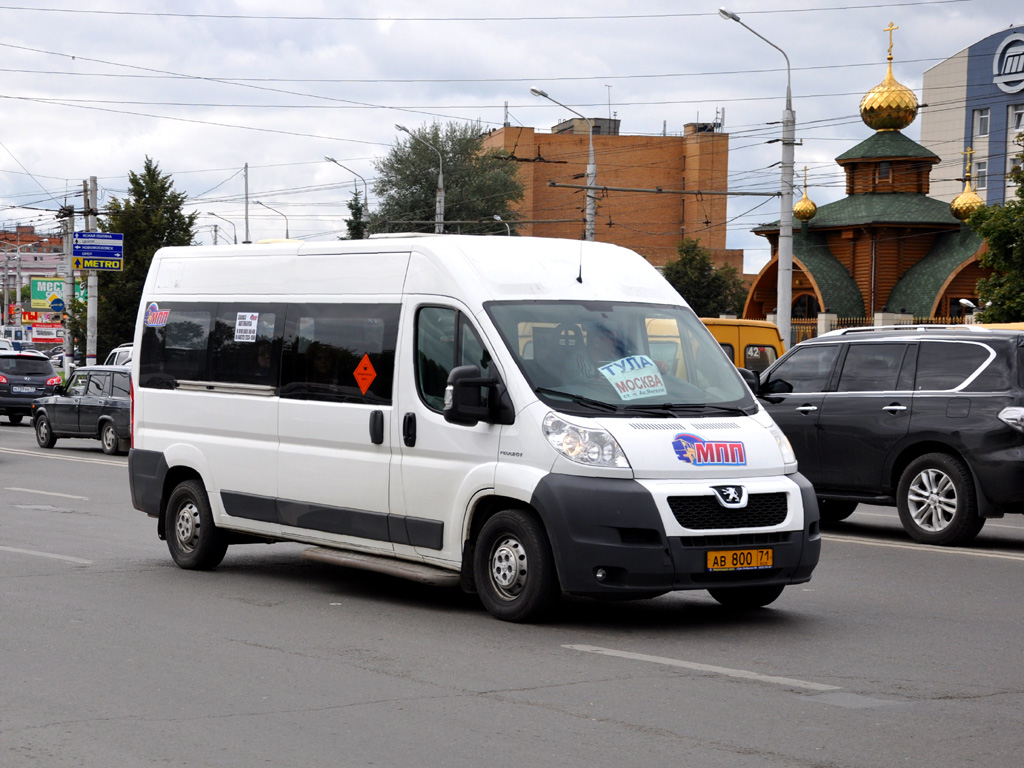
59,206,74,378
244,163,251,243
85,177,99,366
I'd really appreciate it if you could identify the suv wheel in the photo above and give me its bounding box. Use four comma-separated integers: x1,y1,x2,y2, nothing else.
897,453,984,546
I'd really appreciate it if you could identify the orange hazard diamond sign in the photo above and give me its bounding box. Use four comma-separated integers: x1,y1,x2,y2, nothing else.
353,353,377,394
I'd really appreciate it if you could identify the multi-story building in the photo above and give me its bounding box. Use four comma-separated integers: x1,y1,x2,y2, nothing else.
920,26,1024,205
481,119,743,271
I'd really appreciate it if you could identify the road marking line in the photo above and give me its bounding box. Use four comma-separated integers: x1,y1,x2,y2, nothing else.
564,644,840,692
0,545,92,564
4,487,88,500
0,446,122,467
822,533,1024,561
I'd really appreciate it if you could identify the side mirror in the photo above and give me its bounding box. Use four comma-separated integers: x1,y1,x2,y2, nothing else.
737,367,759,394
54,384,65,396
444,365,515,427
761,378,794,396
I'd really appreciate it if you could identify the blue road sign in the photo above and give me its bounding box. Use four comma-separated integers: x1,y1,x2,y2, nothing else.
50,298,65,313
72,232,123,271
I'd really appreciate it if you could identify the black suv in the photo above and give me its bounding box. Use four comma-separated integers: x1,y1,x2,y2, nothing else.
0,350,61,425
32,365,132,454
755,326,1024,546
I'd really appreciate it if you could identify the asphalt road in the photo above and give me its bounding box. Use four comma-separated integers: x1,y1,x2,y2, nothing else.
2,420,1023,768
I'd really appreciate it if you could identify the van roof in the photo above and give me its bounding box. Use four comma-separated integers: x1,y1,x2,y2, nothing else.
146,235,685,309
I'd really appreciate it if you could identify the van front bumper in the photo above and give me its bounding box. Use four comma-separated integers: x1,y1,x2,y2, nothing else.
530,473,820,597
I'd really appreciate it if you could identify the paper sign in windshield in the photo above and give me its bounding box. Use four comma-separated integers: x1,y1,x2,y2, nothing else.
598,355,667,400
234,312,259,342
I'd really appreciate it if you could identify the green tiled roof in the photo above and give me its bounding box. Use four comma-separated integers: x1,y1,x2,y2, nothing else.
835,131,940,162
755,193,961,232
793,228,865,317
887,228,984,316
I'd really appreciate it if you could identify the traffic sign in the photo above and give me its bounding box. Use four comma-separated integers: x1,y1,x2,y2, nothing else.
50,298,65,313
72,256,123,271
73,232,123,271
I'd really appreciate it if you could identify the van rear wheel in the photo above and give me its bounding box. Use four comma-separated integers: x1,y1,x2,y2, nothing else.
165,479,228,570
474,509,559,623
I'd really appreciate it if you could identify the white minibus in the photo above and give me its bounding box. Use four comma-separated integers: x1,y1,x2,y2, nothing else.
129,235,819,622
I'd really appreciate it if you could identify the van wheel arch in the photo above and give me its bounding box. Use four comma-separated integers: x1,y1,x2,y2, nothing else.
462,497,560,593
157,466,206,541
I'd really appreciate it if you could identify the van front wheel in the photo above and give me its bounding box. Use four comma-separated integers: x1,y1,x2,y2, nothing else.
474,509,559,623
165,479,228,570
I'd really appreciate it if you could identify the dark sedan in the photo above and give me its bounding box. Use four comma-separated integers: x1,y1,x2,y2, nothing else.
32,365,131,454
0,351,61,425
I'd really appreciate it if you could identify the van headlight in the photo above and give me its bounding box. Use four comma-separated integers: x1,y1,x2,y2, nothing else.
542,412,630,468
768,423,797,466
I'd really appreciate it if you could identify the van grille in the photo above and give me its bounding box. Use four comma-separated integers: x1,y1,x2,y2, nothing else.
668,493,788,530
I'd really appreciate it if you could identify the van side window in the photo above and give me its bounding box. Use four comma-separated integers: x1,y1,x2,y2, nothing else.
744,344,777,372
416,307,492,411
211,304,285,386
280,303,399,404
139,305,213,388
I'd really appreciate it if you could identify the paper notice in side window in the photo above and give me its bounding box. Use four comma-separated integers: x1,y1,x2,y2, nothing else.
235,312,259,342
598,355,667,400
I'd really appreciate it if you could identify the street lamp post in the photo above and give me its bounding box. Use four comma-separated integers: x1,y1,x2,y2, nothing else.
255,201,290,239
207,212,238,244
719,7,795,347
493,215,510,236
2,244,32,327
395,124,445,234
324,156,369,218
530,87,596,242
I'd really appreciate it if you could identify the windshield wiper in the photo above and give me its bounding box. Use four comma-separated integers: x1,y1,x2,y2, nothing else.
535,387,620,412
623,402,750,416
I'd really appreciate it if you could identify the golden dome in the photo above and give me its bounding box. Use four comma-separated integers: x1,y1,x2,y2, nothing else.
950,179,983,221
793,188,817,222
860,22,918,131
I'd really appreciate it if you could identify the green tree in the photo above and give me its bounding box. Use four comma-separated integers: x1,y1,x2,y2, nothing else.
372,121,523,234
971,135,1024,322
88,157,196,360
662,238,749,317
345,190,367,240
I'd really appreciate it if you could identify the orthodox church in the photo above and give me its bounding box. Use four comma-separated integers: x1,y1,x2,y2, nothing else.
743,27,988,322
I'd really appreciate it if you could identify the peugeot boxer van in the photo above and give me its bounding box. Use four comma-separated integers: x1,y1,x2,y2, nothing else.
128,236,819,622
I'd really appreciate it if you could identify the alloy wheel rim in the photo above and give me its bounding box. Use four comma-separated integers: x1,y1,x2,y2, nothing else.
907,468,957,532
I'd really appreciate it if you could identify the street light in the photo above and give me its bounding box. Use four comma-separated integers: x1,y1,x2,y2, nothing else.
530,86,596,242
324,156,369,218
395,124,445,234
254,201,290,239
207,212,238,244
719,7,795,347
493,215,510,236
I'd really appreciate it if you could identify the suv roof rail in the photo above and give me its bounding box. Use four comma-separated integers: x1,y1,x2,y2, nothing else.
818,324,989,338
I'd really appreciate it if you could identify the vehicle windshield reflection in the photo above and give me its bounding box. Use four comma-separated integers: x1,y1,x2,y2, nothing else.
486,301,755,416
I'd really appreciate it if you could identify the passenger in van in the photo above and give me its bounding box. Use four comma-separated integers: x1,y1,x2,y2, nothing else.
308,342,339,386
577,325,627,378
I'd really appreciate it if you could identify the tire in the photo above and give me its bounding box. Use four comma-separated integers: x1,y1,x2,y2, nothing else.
100,423,120,455
165,479,228,570
35,415,57,448
897,453,984,546
818,499,858,524
708,584,785,609
8,414,23,425
474,509,560,623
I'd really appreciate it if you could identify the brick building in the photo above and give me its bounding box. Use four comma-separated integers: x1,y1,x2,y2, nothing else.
481,120,742,270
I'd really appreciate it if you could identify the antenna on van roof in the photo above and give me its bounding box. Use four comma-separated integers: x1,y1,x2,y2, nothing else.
576,241,584,283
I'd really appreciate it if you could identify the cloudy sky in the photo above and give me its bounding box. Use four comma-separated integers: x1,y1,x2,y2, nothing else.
0,0,1017,271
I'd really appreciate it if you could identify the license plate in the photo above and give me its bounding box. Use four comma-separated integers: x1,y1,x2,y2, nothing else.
706,548,773,572
12,386,35,394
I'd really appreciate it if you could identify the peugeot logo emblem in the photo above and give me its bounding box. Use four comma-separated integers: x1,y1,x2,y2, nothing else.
711,485,748,508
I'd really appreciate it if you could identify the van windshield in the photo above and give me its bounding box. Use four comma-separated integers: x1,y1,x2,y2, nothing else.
486,301,755,416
